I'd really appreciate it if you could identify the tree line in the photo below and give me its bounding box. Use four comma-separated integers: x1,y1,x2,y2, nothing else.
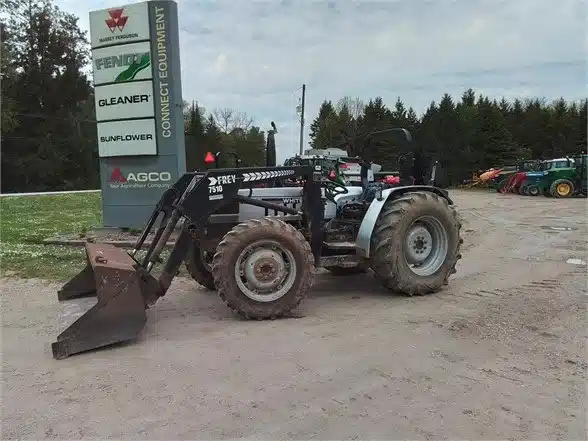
2,0,585,192
309,92,587,185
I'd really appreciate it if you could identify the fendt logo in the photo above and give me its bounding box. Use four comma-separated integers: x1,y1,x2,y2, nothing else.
108,168,172,189
105,8,128,33
94,52,151,83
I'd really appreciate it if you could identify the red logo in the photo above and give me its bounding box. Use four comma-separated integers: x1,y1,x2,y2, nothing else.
109,168,127,183
105,8,128,33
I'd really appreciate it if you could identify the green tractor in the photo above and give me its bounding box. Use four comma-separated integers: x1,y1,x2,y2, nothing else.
519,154,587,197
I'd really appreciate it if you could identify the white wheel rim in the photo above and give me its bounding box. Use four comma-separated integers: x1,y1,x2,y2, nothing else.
404,216,449,277
234,240,297,302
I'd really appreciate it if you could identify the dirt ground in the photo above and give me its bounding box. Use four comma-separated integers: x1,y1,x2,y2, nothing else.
2,190,586,440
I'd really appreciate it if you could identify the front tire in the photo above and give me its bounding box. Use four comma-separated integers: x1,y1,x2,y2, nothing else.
527,185,540,196
212,218,314,319
370,191,462,295
185,243,216,290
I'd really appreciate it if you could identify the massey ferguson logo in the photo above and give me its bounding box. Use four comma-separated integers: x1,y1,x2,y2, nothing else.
97,8,139,45
108,168,172,189
105,8,128,33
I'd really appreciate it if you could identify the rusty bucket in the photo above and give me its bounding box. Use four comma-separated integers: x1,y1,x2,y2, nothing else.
51,242,158,360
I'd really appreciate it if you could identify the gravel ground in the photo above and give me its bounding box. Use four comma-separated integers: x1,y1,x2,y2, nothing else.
2,190,586,440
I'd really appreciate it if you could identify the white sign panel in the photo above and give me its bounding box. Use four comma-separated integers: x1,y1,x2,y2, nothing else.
92,41,152,86
89,2,150,49
97,119,157,157
95,81,155,121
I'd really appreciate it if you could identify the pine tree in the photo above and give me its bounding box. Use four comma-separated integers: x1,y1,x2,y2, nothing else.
391,97,408,125
472,99,520,168
1,0,94,192
185,101,205,170
570,99,588,153
308,100,337,149
359,97,395,167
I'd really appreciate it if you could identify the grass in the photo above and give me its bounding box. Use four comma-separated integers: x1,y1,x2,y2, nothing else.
1,192,102,280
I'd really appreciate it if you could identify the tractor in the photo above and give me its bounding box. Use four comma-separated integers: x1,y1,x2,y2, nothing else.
50,126,463,360
283,129,405,187
519,154,587,197
492,160,541,193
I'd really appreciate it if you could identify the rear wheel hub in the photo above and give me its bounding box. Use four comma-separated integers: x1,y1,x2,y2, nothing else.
406,226,433,263
403,216,449,276
557,183,570,196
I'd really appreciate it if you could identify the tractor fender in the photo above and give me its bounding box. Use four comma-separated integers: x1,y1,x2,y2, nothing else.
356,185,453,259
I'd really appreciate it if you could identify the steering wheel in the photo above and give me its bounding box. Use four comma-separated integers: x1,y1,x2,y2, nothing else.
322,178,348,201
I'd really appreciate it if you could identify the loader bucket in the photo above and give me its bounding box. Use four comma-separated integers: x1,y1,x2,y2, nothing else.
51,242,157,360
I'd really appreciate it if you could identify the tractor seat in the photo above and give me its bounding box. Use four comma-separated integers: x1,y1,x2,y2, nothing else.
360,182,395,203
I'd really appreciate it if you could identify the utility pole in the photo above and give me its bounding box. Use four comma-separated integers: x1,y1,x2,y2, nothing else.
298,84,306,155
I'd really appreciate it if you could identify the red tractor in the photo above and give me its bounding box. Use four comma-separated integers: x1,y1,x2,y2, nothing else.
498,160,542,194
501,171,528,194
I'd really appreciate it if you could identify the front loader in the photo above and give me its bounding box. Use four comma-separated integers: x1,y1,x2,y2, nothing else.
52,130,463,360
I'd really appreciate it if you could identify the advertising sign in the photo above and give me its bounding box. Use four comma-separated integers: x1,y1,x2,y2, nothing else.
97,119,157,156
90,1,185,228
99,154,180,202
89,2,150,48
107,167,172,190
92,41,152,86
148,2,184,158
95,81,155,121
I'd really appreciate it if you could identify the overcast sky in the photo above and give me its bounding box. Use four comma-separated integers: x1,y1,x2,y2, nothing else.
56,0,587,161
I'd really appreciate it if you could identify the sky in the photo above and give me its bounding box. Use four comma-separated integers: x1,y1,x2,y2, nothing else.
56,0,587,162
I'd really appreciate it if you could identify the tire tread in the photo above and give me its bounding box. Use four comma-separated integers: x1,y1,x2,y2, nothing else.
212,217,314,319
370,191,462,295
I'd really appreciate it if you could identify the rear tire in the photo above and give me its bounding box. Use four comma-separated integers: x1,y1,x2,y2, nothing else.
185,243,216,290
212,218,314,319
550,179,574,198
370,191,462,295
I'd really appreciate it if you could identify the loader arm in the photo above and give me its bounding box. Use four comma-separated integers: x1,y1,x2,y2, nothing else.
51,165,323,359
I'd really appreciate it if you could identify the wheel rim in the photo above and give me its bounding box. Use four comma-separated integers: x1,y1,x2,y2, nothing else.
234,240,297,302
557,183,570,196
529,187,539,196
404,216,449,277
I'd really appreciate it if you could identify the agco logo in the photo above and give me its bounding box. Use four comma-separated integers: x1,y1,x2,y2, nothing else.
105,8,128,33
108,168,172,189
